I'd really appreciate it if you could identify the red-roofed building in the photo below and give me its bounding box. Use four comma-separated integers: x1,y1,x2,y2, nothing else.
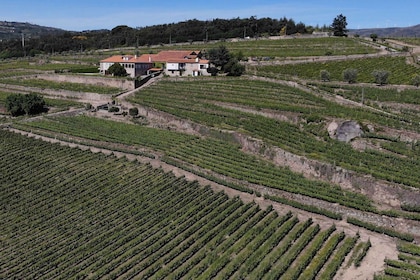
99,54,154,77
99,50,210,78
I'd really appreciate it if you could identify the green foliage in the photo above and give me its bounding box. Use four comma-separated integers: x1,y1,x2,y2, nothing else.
0,16,316,58
123,78,420,191
347,217,414,241
372,69,390,85
128,107,139,117
320,69,330,81
207,66,219,76
208,45,231,70
331,14,348,37
353,240,372,267
5,93,47,116
108,106,119,112
370,34,378,42
107,62,127,77
318,235,358,279
256,56,417,85
224,59,245,76
343,68,358,83
0,77,121,94
18,113,374,211
1,131,360,279
412,74,420,87
265,194,342,220
376,242,420,279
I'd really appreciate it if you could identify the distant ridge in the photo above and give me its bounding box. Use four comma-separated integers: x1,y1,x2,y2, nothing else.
350,24,420,37
0,21,65,40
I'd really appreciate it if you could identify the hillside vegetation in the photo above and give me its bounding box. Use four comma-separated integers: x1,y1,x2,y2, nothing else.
1,35,420,279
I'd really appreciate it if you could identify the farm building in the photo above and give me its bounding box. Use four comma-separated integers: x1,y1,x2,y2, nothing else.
99,50,211,78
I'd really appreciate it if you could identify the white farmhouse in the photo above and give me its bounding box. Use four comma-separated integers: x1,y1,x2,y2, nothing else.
100,50,210,78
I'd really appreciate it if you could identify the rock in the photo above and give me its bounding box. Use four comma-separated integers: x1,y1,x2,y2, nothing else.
327,121,339,138
335,120,363,143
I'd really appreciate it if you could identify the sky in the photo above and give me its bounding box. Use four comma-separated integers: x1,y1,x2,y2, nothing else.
1,0,419,31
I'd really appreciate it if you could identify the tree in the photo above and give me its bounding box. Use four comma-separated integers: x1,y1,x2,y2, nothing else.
108,63,127,77
207,45,231,70
372,70,389,85
370,33,378,42
5,94,24,116
343,68,358,83
412,75,420,87
207,67,219,76
320,70,331,82
6,93,46,116
331,14,348,37
23,93,46,115
224,59,245,76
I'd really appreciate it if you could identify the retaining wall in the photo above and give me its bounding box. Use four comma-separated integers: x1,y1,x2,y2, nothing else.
38,74,135,91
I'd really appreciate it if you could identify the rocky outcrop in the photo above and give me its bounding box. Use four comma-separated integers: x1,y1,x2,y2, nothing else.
329,120,363,143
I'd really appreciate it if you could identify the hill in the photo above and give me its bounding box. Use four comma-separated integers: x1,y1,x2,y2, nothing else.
350,24,420,37
0,21,65,40
1,36,420,279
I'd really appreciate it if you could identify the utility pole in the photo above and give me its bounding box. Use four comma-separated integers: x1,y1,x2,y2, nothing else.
21,33,26,57
361,88,364,104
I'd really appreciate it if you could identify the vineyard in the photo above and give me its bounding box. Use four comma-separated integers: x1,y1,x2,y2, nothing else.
0,77,121,95
1,130,365,279
161,36,378,58
13,115,376,212
125,78,420,190
251,55,420,84
1,36,420,279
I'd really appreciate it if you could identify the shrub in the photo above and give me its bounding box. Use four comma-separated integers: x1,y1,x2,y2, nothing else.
6,93,47,116
320,70,331,82
412,75,420,87
207,67,219,76
108,63,127,77
225,59,245,76
108,106,120,113
372,70,389,85
343,68,358,83
129,107,139,117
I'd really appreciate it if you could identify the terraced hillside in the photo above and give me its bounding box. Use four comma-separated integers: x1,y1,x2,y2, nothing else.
1,130,363,279
1,36,420,279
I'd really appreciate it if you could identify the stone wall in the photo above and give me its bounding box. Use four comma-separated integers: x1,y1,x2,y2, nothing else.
38,74,135,91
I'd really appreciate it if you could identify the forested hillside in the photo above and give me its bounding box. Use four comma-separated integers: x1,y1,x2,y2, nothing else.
0,21,64,40
0,17,309,58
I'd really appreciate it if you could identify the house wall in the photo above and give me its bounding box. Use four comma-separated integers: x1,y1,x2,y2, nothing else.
164,62,210,77
100,62,153,78
99,62,113,74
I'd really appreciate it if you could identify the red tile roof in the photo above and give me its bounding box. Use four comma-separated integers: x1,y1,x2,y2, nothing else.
101,51,207,64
